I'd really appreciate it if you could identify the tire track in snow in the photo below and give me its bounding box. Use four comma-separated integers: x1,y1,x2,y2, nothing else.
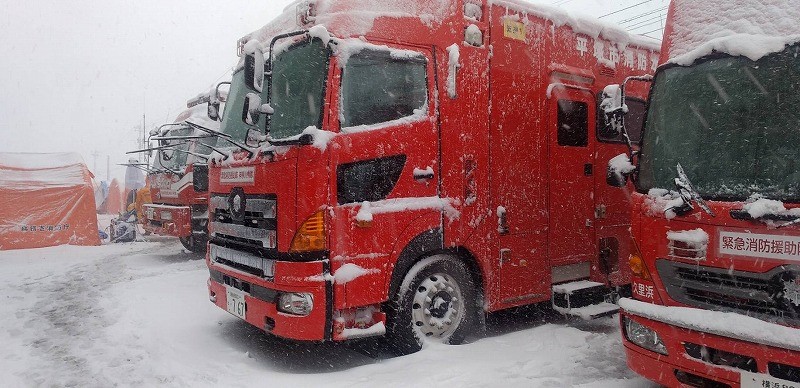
18,242,172,387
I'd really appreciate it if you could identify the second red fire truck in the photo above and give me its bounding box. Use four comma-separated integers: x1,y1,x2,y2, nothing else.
608,0,800,386
205,0,659,354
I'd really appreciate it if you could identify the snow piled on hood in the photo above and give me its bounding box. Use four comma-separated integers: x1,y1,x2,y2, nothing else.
666,0,800,65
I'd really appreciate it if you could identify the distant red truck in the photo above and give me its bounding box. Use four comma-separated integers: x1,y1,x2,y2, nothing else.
141,104,220,253
205,0,658,354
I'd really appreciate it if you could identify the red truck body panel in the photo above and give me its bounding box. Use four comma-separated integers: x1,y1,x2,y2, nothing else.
207,0,659,341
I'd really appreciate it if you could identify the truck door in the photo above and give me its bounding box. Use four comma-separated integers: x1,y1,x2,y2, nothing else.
547,86,597,277
327,43,440,307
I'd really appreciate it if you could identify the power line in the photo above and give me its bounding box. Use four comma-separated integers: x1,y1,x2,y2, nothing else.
627,16,666,31
598,0,654,19
617,6,668,25
639,26,665,36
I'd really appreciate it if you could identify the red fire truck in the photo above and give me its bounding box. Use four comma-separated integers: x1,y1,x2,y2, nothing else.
205,0,658,354
139,90,226,253
609,0,800,386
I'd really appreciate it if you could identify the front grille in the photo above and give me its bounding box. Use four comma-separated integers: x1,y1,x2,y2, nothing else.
683,342,757,372
769,362,800,383
209,193,277,261
657,260,800,326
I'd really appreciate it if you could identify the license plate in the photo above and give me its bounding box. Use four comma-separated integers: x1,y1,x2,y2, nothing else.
226,287,247,320
741,371,798,388
146,207,155,220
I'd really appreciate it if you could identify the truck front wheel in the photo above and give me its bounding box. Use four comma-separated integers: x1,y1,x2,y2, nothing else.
179,235,206,254
385,255,479,355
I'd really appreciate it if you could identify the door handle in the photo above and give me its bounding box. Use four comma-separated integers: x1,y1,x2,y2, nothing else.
584,163,593,176
413,167,435,180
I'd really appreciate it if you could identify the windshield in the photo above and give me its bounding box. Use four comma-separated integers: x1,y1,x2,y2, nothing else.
219,70,258,145
638,44,800,201
218,39,328,142
269,39,328,139
154,127,191,171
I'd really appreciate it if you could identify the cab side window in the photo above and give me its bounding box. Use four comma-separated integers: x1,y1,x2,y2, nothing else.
597,95,645,144
341,50,428,128
557,99,589,147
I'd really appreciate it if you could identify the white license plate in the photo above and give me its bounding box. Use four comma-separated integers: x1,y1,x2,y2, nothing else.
741,371,798,388
226,287,247,320
146,207,155,220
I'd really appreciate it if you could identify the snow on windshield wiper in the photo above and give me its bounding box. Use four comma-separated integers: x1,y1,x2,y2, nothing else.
666,163,717,217
183,120,254,159
730,197,800,227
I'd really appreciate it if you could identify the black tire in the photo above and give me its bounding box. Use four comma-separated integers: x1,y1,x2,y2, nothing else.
385,254,480,355
179,234,207,254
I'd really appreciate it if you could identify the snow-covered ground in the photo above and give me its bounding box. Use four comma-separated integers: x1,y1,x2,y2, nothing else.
0,237,655,387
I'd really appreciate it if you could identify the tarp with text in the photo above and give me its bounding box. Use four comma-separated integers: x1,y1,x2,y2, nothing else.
0,153,100,250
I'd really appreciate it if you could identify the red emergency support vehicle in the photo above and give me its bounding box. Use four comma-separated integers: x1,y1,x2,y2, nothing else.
611,1,800,386
206,0,658,353
140,101,223,253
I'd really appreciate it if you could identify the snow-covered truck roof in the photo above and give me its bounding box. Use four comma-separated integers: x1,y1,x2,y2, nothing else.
238,0,660,63
662,0,800,66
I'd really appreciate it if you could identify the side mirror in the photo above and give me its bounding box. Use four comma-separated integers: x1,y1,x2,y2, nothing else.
241,93,273,126
243,40,265,92
606,153,636,187
600,84,626,137
208,102,220,121
245,127,265,148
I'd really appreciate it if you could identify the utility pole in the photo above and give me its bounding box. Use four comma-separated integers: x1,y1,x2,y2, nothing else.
91,150,99,175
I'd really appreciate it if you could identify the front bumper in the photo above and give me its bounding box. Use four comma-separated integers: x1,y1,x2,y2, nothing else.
621,307,800,387
142,204,192,238
207,259,331,341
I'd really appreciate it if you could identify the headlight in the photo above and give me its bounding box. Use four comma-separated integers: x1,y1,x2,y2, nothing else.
160,211,173,221
623,316,668,355
277,293,314,316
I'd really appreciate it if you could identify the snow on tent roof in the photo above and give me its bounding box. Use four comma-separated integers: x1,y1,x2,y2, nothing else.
666,0,800,65
0,152,90,189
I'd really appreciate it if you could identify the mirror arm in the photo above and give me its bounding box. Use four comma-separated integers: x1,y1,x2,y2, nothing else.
619,75,653,162
183,121,254,159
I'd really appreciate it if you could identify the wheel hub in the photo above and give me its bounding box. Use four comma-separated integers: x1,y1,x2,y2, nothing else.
411,273,463,339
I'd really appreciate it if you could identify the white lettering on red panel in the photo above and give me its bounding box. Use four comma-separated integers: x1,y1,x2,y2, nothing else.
220,167,255,185
632,280,655,301
719,231,800,262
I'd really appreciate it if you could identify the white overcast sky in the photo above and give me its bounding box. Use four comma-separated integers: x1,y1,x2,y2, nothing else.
0,0,666,181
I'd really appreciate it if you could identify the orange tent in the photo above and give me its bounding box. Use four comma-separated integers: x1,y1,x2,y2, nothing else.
0,153,100,250
105,179,124,215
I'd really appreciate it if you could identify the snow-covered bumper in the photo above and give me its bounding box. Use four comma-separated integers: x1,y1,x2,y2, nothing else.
142,204,192,237
207,246,331,341
619,298,800,388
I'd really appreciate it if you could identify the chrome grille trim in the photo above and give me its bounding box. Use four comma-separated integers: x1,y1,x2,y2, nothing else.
209,196,276,218
210,244,275,278
656,259,800,326
211,222,276,248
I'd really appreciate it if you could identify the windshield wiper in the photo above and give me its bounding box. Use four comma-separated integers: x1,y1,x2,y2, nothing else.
667,163,717,217
183,120,254,159
729,209,800,222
